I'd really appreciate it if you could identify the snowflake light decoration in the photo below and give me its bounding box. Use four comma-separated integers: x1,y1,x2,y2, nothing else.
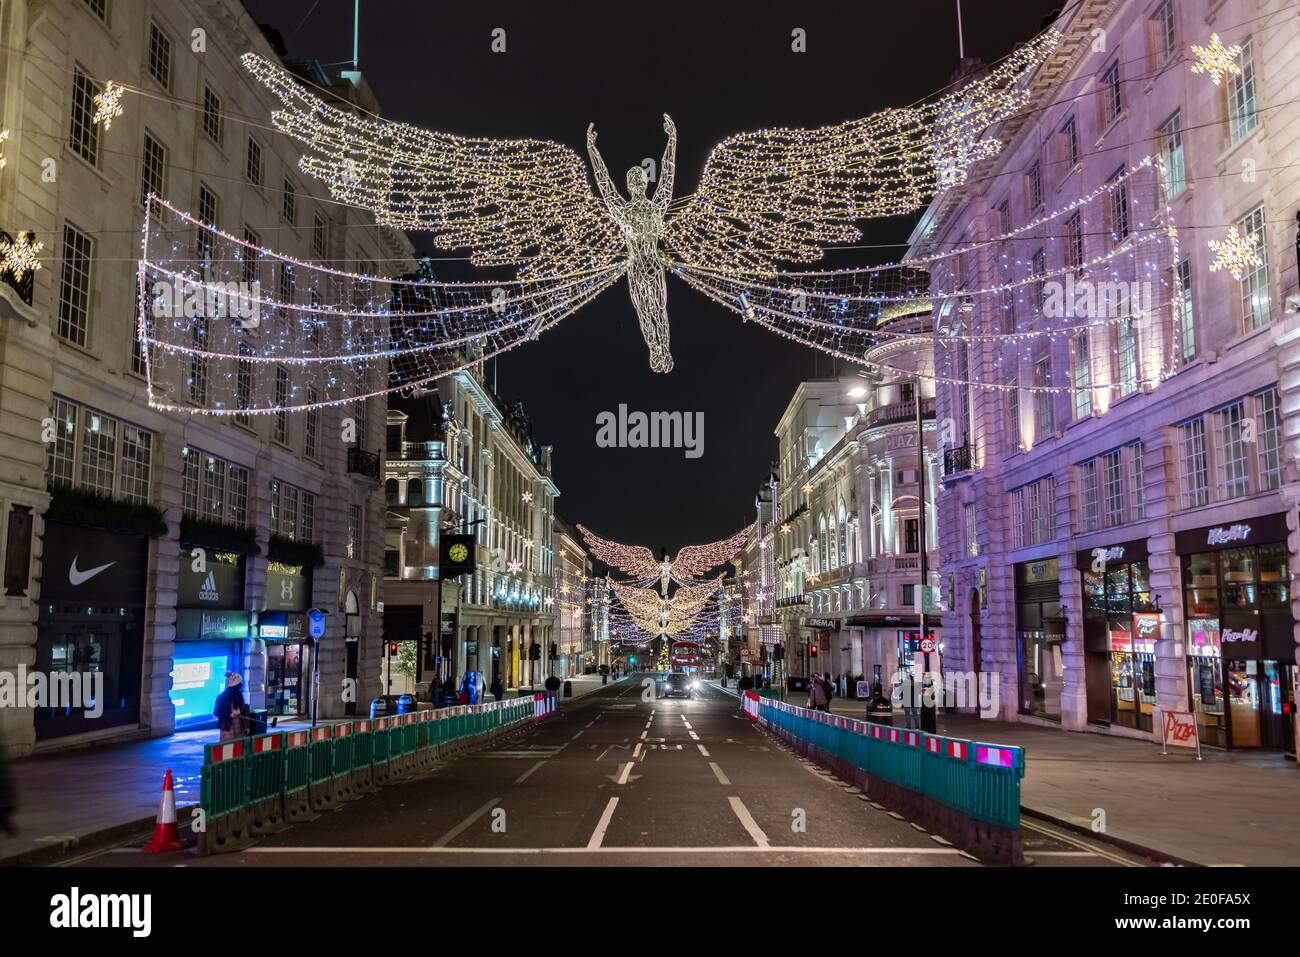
0,231,44,281
1207,226,1261,281
1190,34,1243,86
506,559,523,575
521,491,534,504
93,81,124,129
0,128,9,170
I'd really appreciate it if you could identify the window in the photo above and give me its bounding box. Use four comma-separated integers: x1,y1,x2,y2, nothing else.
1214,400,1251,500
83,0,106,18
271,480,315,541
1001,288,1015,334
901,584,915,609
1076,446,1146,531
347,505,363,560
148,22,172,89
69,69,101,166
1081,459,1100,531
1034,356,1054,438
1060,116,1079,169
1148,0,1176,69
279,262,294,307
1102,449,1124,528
1026,161,1043,211
274,366,289,444
131,281,149,376
304,387,319,459
1179,418,1209,508
1114,299,1139,398
1064,213,1083,271
996,199,1011,236
313,212,327,258
1238,205,1270,330
1255,387,1282,491
189,317,209,405
282,178,296,225
48,398,154,504
236,342,253,425
1129,442,1145,521
1175,259,1194,362
1032,248,1046,308
903,518,919,554
241,228,259,286
1006,382,1021,453
1099,59,1122,128
1012,476,1056,548
1072,330,1092,419
246,138,262,186
1227,40,1258,144
58,223,95,347
140,131,167,211
197,184,217,264
964,502,978,556
1106,168,1130,244
202,85,222,145
1158,111,1185,199
182,447,249,524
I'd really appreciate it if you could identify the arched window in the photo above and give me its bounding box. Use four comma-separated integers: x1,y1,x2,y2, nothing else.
818,515,828,572
385,478,399,505
406,477,424,507
838,501,848,566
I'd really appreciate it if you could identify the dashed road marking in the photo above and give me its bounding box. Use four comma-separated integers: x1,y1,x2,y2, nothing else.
432,798,500,847
514,762,546,784
709,762,731,786
697,744,710,757
727,796,770,848
587,798,620,849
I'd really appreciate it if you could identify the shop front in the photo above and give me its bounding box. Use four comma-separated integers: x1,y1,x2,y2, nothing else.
1015,557,1065,720
34,523,149,740
1177,513,1294,751
260,561,313,718
172,549,249,729
1078,540,1158,732
846,614,933,688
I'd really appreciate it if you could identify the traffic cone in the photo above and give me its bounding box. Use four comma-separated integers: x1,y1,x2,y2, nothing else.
142,769,184,853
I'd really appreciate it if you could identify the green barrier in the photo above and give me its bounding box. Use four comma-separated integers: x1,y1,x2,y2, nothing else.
201,738,250,823
248,733,286,805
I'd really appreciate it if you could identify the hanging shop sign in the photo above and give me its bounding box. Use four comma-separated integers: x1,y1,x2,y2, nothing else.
1175,513,1288,553
176,608,251,641
40,522,148,604
266,561,310,612
258,611,307,641
1076,539,1149,571
178,551,245,609
808,618,838,630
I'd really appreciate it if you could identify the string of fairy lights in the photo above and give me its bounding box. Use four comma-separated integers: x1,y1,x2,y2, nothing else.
0,18,1284,410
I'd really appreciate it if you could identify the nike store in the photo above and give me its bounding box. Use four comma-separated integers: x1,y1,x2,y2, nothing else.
172,549,250,729
35,523,149,740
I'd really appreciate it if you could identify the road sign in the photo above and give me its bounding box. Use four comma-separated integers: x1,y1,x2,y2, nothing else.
307,608,326,639
919,635,937,654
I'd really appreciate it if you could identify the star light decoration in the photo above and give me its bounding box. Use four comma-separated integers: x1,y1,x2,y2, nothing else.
92,81,124,129
1190,34,1243,86
0,231,43,282
239,32,1059,375
1207,226,1262,281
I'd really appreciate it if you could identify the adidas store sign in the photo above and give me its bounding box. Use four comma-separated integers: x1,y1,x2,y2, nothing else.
198,571,219,603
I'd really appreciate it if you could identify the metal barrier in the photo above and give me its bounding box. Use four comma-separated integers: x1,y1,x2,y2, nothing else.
197,692,559,855
752,696,1026,864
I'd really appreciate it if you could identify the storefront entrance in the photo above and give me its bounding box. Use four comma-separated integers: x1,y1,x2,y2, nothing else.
1178,514,1295,751
1079,540,1157,732
1016,558,1063,720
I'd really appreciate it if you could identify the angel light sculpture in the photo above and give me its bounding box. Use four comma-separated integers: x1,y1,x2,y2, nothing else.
240,30,1058,375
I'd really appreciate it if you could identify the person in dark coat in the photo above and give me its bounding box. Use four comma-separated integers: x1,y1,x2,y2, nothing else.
441,676,456,707
490,674,504,702
213,672,248,741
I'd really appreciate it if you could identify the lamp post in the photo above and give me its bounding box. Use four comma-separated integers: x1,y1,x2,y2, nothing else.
916,375,937,734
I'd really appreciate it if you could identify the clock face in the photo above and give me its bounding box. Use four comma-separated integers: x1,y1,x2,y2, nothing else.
448,543,469,564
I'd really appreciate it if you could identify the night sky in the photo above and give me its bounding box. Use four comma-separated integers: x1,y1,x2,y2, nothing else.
246,0,1062,553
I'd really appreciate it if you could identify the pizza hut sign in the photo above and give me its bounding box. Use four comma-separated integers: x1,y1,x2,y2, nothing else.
1222,627,1258,644
1207,524,1251,546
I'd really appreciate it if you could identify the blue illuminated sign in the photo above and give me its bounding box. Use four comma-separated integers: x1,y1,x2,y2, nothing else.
170,655,228,725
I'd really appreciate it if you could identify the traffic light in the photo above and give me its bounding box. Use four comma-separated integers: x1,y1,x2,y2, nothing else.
774,642,785,661
549,642,558,659
388,641,399,656
529,642,541,661
810,643,819,658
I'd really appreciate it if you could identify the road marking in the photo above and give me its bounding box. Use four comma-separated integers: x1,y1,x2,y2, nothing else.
639,731,647,740
244,845,967,856
633,743,642,758
514,762,546,784
587,798,620,849
697,744,710,757
570,731,584,741
709,762,730,786
431,798,500,847
688,731,699,740
728,796,770,848
617,761,634,785
1031,851,1099,857
682,720,692,729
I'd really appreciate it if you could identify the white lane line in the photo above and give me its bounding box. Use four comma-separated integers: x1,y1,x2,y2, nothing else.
633,743,643,758
587,798,620,849
688,731,699,740
514,762,546,784
697,743,711,757
709,762,730,786
639,731,647,740
682,720,692,729
1031,851,1101,857
431,798,500,847
570,731,584,741
245,845,966,856
728,796,770,848
617,761,634,785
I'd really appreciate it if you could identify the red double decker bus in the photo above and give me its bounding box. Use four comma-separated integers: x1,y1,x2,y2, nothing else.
669,640,703,674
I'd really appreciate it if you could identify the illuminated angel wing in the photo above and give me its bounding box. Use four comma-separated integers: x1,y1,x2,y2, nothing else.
242,54,623,278
663,30,1060,274
577,524,662,580
671,524,754,580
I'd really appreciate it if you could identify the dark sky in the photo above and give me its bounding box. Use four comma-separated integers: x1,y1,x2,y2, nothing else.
246,0,1062,553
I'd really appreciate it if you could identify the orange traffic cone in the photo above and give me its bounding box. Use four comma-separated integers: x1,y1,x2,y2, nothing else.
142,769,184,853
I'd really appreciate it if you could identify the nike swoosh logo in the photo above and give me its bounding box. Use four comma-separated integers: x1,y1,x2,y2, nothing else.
69,555,116,586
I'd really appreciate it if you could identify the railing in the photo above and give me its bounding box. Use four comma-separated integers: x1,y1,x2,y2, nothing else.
396,440,444,461
866,555,920,575
868,396,935,428
943,443,975,475
347,447,381,480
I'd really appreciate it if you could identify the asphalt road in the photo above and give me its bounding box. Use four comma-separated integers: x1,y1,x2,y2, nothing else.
71,677,1150,867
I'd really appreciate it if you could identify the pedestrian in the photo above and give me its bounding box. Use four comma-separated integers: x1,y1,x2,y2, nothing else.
213,672,248,741
490,673,504,702
807,673,827,711
441,675,456,708
823,671,835,712
739,673,753,693
900,670,920,729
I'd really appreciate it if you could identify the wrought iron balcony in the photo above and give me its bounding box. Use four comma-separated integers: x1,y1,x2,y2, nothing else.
943,443,975,476
347,447,381,481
